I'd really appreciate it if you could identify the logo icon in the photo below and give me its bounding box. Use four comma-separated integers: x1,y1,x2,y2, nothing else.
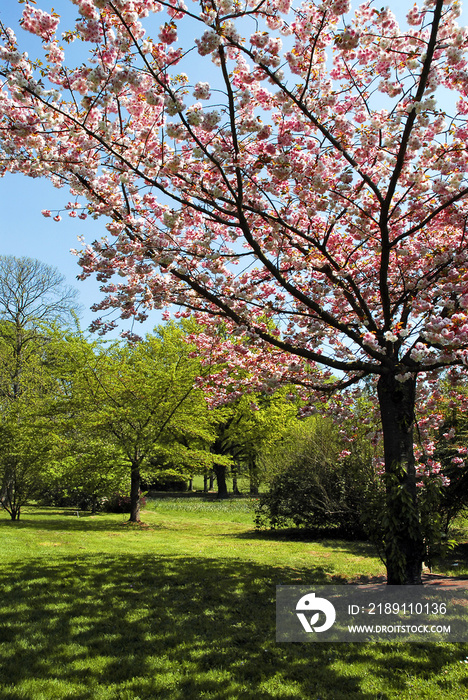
296,592,336,633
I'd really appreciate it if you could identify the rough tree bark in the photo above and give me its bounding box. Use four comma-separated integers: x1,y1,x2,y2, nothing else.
377,373,424,585
214,463,228,499
129,461,141,523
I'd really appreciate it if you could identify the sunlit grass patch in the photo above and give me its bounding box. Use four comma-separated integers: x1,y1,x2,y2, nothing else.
145,495,258,523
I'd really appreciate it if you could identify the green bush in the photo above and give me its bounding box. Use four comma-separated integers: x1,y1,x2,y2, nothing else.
102,491,147,513
255,417,383,539
38,486,106,512
434,428,468,533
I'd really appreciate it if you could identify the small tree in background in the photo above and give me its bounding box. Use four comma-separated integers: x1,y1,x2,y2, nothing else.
0,332,57,520
0,255,79,398
217,390,299,495
58,323,214,522
0,256,80,518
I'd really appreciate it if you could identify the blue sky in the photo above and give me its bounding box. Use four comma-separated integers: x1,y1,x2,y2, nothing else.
0,173,129,333
1,0,467,337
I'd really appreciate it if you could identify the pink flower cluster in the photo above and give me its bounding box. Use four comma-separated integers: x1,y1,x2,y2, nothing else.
193,82,211,99
46,42,64,64
159,23,178,45
250,32,269,48
76,20,103,43
336,26,360,50
21,5,59,41
195,30,221,56
330,0,350,15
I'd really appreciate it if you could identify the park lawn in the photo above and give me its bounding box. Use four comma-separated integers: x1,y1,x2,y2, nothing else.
0,501,466,700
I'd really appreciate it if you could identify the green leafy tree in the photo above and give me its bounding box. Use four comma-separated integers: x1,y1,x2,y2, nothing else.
0,256,80,518
0,255,78,398
219,390,299,495
145,405,227,492
35,330,130,511
61,323,215,521
0,333,57,519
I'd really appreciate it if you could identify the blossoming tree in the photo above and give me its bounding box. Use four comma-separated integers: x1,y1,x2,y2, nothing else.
2,0,468,582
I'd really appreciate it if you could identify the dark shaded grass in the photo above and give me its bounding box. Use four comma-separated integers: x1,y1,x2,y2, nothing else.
0,510,129,532
0,553,467,699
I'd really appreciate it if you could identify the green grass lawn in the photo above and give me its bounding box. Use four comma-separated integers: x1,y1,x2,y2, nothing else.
0,499,467,699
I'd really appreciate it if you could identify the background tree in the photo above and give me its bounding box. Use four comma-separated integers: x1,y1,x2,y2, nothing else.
0,255,78,329
41,435,128,513
38,331,129,512
3,0,468,582
0,255,79,398
62,323,215,521
144,397,230,493
217,390,299,495
0,257,79,518
0,412,51,520
0,331,57,519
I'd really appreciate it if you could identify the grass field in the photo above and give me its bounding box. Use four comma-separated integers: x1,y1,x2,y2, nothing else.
0,498,467,699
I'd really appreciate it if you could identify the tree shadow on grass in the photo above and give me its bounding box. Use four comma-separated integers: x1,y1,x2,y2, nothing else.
0,511,160,533
0,554,466,700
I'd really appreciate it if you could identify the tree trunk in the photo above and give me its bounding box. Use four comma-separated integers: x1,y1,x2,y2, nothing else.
6,503,20,521
1,477,20,520
249,460,259,496
377,373,424,585
232,464,241,495
129,462,141,522
214,463,228,498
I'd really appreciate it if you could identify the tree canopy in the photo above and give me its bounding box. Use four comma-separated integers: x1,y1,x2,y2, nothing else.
0,255,79,329
52,322,218,521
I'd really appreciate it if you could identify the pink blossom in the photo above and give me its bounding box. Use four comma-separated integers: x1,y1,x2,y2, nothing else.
159,23,178,45
193,82,211,100
451,456,465,466
21,5,59,41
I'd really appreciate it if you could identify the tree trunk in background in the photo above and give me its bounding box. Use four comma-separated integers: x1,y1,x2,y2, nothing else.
249,460,259,496
214,463,228,498
129,462,141,522
232,464,240,495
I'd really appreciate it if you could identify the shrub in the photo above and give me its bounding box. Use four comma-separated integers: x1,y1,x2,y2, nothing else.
38,487,105,512
255,417,383,539
102,491,147,514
